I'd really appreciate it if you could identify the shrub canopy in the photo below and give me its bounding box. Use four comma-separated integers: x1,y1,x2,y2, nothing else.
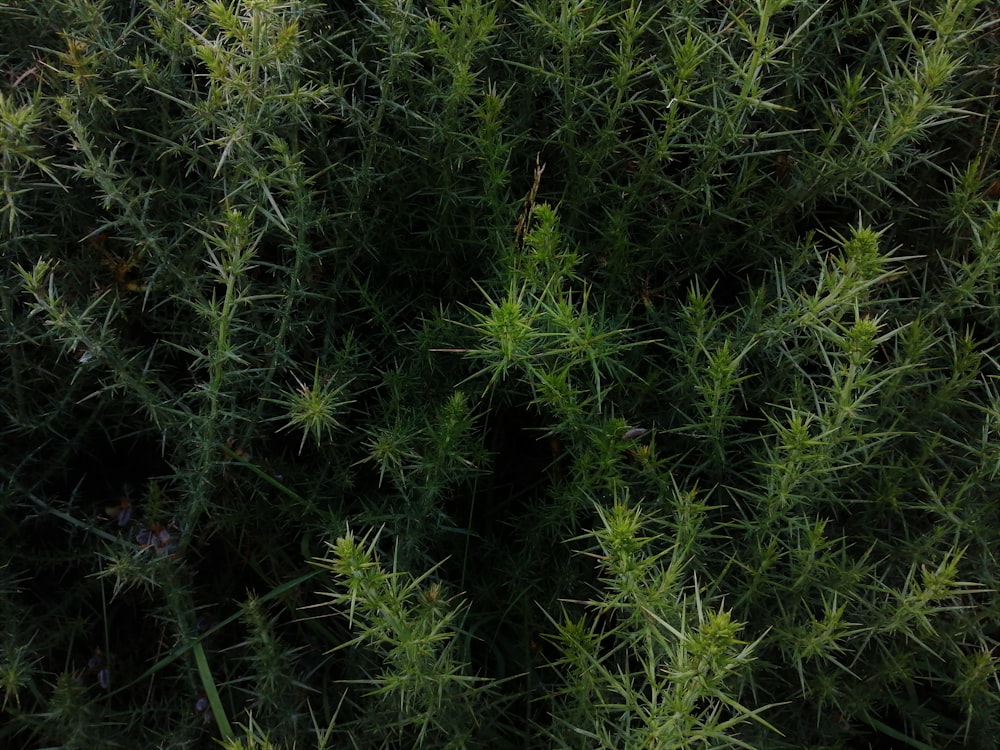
2,0,999,748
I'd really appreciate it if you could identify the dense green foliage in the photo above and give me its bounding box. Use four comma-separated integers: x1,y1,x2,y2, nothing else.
2,0,1000,747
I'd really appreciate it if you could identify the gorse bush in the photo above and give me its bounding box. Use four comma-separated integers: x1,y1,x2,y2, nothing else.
2,0,999,747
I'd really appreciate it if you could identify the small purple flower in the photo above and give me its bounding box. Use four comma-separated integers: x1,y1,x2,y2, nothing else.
194,696,209,713
106,497,133,526
86,646,109,689
136,524,177,555
153,527,177,556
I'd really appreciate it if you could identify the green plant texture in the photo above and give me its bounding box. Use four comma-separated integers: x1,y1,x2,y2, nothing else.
2,0,999,748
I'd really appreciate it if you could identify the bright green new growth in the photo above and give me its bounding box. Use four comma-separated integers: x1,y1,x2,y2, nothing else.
267,361,355,453
312,528,487,747
2,0,999,748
